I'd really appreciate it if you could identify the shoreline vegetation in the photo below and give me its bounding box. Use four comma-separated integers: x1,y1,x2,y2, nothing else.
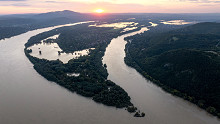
124,22,220,118
24,23,145,117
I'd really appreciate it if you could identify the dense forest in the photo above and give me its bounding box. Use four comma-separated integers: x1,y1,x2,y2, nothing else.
125,22,220,118
58,24,120,52
25,23,145,117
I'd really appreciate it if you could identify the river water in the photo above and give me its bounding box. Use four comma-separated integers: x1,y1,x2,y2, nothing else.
0,23,219,124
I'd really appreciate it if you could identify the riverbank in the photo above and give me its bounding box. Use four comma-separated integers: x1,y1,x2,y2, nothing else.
124,27,220,118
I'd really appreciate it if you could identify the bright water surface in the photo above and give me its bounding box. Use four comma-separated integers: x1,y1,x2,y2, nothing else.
27,33,95,64
161,20,195,25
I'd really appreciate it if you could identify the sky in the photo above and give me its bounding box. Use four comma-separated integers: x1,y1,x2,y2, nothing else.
0,0,220,14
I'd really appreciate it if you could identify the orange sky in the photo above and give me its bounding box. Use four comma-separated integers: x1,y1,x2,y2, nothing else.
0,0,220,14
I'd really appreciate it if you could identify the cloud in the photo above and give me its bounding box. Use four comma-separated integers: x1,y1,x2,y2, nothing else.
0,0,26,1
178,0,220,3
0,2,29,6
45,1,58,3
45,1,67,3
11,3,29,6
66,0,163,5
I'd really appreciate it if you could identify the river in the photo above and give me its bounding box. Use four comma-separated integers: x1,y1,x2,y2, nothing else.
0,23,219,124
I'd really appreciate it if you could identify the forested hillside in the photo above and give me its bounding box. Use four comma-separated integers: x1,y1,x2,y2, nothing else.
125,22,220,117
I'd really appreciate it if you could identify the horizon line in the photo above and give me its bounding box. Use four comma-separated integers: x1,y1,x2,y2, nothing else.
1,11,220,16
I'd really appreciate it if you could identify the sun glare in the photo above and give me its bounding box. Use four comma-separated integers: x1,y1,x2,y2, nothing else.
95,9,104,13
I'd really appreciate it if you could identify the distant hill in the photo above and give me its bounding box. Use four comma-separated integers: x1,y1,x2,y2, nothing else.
173,22,220,34
125,22,220,118
0,10,84,26
34,10,81,19
0,10,89,40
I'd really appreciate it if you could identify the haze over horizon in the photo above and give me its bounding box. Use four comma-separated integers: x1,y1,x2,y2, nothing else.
0,0,220,14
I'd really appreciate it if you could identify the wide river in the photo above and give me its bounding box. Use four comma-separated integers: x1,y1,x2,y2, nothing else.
0,22,219,124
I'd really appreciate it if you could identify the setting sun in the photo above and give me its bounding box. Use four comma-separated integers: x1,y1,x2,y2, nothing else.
95,9,104,13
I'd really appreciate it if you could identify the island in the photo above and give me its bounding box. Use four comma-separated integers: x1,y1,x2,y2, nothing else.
24,22,145,117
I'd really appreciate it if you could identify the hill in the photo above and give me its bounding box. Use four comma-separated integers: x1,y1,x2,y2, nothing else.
0,10,88,40
34,10,81,19
125,22,220,118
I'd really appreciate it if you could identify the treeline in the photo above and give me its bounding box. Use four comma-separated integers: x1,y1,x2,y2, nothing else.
0,27,28,40
25,27,61,47
125,22,220,118
57,24,122,52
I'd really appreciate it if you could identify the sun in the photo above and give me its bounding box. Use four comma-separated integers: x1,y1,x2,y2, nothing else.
95,9,104,13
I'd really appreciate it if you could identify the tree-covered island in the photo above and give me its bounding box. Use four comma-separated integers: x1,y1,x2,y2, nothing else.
25,22,145,117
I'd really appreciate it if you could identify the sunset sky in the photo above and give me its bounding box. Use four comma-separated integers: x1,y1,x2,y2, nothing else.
0,0,220,14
